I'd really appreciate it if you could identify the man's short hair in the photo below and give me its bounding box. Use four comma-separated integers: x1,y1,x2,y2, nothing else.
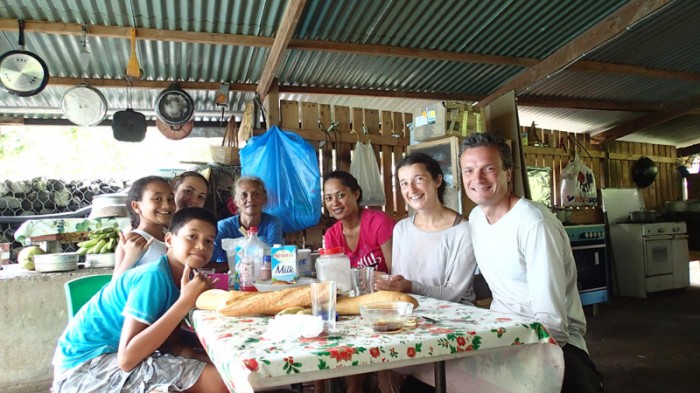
460,132,514,171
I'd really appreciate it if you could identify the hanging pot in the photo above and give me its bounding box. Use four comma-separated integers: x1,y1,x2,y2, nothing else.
632,156,657,189
156,118,194,140
154,83,194,125
61,84,108,126
0,20,49,97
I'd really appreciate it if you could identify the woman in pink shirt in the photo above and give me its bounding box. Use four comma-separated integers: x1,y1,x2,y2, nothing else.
322,171,395,273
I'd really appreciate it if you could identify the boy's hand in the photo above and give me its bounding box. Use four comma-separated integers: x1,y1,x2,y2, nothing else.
180,265,213,307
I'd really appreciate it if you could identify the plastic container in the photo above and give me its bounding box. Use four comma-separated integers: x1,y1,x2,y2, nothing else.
241,227,271,283
315,247,352,295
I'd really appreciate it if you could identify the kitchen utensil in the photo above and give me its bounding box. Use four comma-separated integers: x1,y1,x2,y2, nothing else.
628,209,656,223
61,83,108,126
0,20,49,97
112,84,146,142
154,83,194,125
156,118,194,140
359,301,414,333
665,200,689,213
34,252,79,272
632,156,657,189
125,27,142,79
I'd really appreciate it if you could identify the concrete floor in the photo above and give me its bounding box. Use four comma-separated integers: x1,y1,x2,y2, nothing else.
585,261,700,393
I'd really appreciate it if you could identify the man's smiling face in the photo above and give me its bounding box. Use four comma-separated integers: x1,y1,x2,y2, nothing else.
460,145,512,208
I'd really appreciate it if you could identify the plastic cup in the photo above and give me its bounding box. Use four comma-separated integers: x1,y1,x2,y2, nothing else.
351,267,375,296
311,281,337,332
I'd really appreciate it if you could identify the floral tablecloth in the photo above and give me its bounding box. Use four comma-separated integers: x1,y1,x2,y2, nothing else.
190,295,564,393
14,217,131,245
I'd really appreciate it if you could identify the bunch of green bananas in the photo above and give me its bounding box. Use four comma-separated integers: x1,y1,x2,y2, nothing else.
77,226,120,255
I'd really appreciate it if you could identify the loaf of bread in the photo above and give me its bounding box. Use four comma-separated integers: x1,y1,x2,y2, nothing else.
218,286,313,316
336,291,419,315
196,288,418,316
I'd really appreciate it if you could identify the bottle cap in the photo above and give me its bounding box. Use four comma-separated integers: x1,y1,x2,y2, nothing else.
320,247,344,255
249,226,258,234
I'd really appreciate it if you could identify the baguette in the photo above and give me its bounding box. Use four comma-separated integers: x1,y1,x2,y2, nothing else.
336,291,419,315
218,286,312,316
195,289,230,311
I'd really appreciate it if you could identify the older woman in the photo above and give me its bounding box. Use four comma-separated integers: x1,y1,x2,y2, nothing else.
323,170,395,273
375,152,477,305
210,176,284,267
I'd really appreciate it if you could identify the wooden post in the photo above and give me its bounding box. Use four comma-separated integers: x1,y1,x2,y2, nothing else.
264,79,280,127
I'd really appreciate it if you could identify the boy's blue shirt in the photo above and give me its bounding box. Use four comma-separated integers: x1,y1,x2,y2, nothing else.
53,255,180,371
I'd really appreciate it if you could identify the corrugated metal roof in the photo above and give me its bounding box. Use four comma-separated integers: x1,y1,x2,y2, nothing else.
1,0,699,148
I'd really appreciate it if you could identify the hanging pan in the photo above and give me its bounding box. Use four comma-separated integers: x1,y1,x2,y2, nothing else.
632,156,658,189
156,118,194,140
0,20,49,97
61,83,108,126
154,83,194,125
112,84,146,142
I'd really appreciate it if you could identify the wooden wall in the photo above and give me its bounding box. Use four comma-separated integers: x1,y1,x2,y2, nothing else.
273,102,682,247
521,126,682,211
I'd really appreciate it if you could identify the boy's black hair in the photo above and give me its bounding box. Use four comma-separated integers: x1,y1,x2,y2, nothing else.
169,207,218,236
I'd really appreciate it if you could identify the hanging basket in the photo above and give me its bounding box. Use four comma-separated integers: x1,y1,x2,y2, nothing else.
210,117,240,165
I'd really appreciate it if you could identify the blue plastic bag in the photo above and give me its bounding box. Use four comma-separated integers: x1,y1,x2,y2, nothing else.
240,126,321,233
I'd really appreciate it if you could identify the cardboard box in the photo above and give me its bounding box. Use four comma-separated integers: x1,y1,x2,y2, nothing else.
411,101,486,144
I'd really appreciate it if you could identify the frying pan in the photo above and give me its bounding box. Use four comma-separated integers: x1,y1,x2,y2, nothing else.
156,118,194,140
632,156,658,189
155,83,194,125
112,85,146,142
61,84,108,126
0,20,49,97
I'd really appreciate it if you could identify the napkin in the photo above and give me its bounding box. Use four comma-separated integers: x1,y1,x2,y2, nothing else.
264,315,324,340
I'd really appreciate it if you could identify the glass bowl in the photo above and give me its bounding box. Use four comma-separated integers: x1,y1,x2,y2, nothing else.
359,301,414,333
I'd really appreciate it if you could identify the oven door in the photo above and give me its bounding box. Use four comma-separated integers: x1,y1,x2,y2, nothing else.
571,243,607,291
644,235,674,276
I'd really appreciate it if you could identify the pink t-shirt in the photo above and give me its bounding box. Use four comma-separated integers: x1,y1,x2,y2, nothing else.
323,209,395,272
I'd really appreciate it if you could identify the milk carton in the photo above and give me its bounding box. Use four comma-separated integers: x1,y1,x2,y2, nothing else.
271,245,298,283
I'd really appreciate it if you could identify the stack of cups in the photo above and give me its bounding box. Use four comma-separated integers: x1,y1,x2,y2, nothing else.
311,281,337,333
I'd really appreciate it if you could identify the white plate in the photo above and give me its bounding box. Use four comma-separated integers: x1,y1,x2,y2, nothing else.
253,277,317,292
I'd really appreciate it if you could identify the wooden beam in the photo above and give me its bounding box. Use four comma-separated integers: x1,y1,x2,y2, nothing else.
0,18,273,47
3,17,700,83
256,0,306,99
47,77,257,92
279,85,481,101
0,116,24,125
476,0,673,108
518,96,663,112
678,143,700,157
592,95,700,145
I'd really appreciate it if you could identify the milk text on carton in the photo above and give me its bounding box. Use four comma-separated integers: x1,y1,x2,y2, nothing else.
271,245,298,283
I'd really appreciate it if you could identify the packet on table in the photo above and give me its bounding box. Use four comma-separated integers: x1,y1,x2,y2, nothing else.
271,245,298,283
222,238,246,290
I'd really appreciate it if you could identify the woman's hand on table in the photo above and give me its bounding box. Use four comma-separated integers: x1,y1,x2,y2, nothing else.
374,274,412,293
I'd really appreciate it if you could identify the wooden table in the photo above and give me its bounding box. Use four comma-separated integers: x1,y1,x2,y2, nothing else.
190,295,564,393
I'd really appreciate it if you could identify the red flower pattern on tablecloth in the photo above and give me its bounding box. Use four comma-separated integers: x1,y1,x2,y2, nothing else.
456,336,466,347
328,346,356,362
429,327,454,334
370,347,380,358
243,358,259,372
407,347,416,358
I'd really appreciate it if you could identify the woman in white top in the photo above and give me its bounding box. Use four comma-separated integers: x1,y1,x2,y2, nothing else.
375,152,477,304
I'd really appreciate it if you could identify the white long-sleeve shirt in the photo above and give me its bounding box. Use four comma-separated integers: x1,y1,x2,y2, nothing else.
469,198,588,352
392,217,476,305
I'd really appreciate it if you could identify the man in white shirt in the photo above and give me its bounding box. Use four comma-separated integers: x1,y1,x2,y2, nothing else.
459,132,602,393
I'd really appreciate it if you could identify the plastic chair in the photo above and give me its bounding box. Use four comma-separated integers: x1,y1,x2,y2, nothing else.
64,274,112,319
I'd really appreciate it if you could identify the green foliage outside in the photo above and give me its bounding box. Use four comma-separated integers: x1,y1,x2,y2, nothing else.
0,126,216,181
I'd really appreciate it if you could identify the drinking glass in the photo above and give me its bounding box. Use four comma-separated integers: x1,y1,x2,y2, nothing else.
311,281,337,332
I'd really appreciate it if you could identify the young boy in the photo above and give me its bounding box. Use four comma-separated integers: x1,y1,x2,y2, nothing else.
52,207,227,393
